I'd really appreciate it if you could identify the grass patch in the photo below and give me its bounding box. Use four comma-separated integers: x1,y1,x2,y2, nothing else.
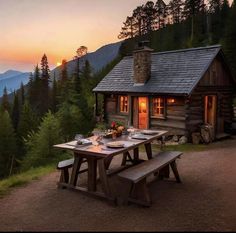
0,165,55,198
139,143,208,153
162,143,208,152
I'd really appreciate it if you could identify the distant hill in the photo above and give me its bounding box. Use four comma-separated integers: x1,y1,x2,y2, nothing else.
51,41,122,79
0,70,30,97
0,41,122,97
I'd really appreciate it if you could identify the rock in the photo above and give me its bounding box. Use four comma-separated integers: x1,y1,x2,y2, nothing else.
172,135,179,142
179,136,188,145
165,141,179,146
192,132,201,145
200,124,213,144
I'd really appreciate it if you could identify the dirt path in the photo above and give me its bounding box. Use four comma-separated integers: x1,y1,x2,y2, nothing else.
0,137,236,232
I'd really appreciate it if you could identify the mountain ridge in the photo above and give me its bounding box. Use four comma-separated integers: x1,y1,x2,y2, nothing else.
50,41,122,79
0,40,122,97
0,71,30,97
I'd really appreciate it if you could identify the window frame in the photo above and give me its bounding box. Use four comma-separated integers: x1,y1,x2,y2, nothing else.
119,95,129,114
151,97,166,119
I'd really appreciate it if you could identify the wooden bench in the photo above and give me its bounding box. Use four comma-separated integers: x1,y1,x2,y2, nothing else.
57,157,89,188
57,158,75,185
117,151,183,207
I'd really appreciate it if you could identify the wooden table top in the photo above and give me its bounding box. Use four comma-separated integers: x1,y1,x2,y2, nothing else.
54,130,167,158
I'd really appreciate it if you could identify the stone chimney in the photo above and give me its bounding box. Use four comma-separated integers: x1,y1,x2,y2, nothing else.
133,41,153,84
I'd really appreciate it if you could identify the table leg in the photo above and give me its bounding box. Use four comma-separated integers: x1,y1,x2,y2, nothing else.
87,158,97,192
70,155,84,186
145,143,152,160
98,159,112,197
104,156,113,170
133,147,139,164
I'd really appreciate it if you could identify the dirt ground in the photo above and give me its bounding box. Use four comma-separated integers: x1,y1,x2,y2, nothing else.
0,137,236,232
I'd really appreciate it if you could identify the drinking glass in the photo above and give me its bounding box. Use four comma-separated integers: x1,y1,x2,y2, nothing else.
75,134,84,141
92,130,103,146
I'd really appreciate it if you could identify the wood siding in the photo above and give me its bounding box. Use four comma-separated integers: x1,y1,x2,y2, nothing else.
104,94,129,126
186,56,234,136
150,97,187,136
104,94,187,136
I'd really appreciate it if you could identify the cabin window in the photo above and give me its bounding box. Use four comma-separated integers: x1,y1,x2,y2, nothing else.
119,96,128,113
152,97,165,117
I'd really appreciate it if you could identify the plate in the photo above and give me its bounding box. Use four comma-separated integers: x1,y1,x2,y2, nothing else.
66,139,92,147
131,134,148,140
141,130,159,135
106,141,125,148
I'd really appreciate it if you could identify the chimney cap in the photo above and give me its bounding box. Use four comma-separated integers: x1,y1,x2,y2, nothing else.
138,40,150,47
134,40,153,52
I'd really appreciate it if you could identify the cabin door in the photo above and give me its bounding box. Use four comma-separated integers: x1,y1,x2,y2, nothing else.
204,95,217,136
132,97,149,129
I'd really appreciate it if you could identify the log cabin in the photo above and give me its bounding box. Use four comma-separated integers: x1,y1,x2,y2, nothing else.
93,44,236,141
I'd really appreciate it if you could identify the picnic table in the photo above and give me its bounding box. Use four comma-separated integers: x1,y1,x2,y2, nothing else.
53,130,168,203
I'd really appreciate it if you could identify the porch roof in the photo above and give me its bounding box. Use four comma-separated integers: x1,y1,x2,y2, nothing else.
93,45,222,96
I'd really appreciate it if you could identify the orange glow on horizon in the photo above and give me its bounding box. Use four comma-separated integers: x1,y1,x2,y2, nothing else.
0,0,233,73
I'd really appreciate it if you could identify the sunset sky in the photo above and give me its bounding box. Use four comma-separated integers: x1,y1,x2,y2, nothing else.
0,0,151,73
0,0,233,73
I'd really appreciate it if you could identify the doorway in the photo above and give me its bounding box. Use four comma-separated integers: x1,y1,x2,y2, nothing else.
204,95,217,136
132,97,148,129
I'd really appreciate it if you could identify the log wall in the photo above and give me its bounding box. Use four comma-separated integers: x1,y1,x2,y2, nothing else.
186,56,235,136
150,97,187,136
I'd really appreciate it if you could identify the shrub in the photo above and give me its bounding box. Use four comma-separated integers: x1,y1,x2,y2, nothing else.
22,111,63,170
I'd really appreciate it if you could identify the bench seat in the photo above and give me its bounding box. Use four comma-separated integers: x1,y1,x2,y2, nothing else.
57,158,74,186
57,158,74,170
118,151,182,206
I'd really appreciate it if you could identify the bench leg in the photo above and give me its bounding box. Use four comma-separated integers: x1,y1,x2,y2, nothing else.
170,161,181,183
58,168,70,189
159,165,170,180
128,178,151,207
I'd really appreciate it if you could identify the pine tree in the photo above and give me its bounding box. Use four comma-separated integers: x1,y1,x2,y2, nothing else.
118,16,135,39
183,0,206,45
19,82,25,106
39,54,50,116
51,75,58,113
223,0,236,76
58,59,69,102
28,66,40,112
0,111,16,177
1,87,11,113
22,111,63,170
11,92,20,130
133,6,145,36
155,0,167,29
60,59,68,85
18,101,39,141
168,0,184,24
142,1,157,33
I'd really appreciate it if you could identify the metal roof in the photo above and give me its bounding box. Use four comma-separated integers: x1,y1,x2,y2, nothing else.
93,45,222,95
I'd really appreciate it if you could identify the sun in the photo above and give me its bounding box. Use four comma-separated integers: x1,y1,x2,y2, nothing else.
56,62,62,67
